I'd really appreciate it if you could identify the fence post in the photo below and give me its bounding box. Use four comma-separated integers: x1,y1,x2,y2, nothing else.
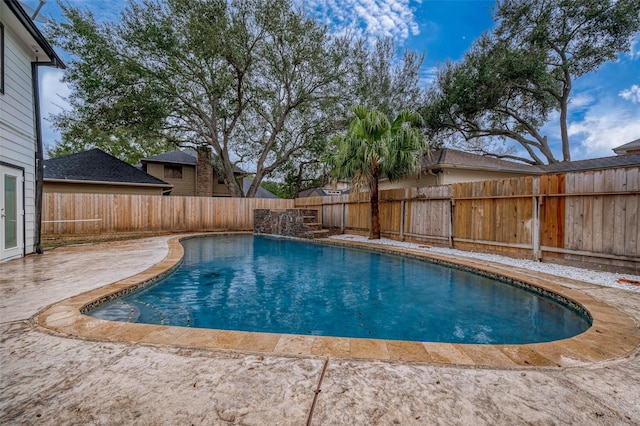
400,199,406,241
532,195,541,261
341,202,345,233
449,198,454,248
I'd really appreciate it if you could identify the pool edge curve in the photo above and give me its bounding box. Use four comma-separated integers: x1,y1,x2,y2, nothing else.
36,232,640,368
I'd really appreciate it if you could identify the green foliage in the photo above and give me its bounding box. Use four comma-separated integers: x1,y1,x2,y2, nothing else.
46,126,174,164
423,35,559,164
328,106,427,239
495,0,640,78
330,106,426,185
347,37,425,119
270,36,426,193
259,180,293,199
423,0,640,164
48,0,353,196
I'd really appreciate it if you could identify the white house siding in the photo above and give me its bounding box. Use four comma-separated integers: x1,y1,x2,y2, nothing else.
438,168,533,185
380,169,536,190
379,173,438,190
1,13,38,258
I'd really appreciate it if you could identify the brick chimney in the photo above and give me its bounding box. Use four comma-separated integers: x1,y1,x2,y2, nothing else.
195,146,213,197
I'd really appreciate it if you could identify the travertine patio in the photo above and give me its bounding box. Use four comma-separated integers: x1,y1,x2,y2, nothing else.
1,234,640,424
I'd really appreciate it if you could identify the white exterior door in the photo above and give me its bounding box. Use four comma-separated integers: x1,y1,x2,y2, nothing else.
1,165,24,261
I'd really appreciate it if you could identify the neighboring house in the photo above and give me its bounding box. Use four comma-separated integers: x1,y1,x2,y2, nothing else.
297,188,348,198
0,0,65,261
380,148,543,190
296,178,351,198
357,144,640,193
613,138,640,155
141,149,279,198
44,149,173,195
141,149,240,197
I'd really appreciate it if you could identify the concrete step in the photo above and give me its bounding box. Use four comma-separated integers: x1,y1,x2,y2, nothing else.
307,230,330,239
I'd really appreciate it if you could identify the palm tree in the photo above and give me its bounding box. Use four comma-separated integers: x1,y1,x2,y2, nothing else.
329,106,427,239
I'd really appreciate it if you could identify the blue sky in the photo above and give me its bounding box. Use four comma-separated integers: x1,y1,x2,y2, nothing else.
24,0,640,161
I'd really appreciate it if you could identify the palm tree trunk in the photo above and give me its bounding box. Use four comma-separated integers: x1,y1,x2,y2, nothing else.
370,163,380,239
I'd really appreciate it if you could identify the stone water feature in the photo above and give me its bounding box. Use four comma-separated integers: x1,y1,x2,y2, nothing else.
253,209,329,239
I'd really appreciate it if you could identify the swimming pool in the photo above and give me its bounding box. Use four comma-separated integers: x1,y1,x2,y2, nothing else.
89,235,591,344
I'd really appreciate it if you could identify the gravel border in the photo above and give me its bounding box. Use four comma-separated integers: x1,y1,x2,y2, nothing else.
329,234,640,292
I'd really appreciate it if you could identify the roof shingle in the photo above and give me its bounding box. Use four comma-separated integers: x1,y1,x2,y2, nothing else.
141,150,197,165
541,153,640,173
612,138,640,155
44,148,171,186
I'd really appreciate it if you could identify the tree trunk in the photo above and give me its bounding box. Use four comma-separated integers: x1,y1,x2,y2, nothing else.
218,150,243,197
370,163,381,240
246,171,263,198
560,71,572,162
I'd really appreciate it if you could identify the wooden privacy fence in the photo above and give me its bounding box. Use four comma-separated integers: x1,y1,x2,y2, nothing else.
295,166,640,271
41,166,639,271
42,193,294,235
295,185,453,245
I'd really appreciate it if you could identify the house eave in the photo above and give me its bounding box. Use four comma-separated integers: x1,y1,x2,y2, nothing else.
3,0,66,69
141,159,197,166
423,164,543,175
44,178,173,189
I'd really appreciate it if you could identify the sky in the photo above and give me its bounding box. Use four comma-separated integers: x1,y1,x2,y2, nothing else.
22,0,640,162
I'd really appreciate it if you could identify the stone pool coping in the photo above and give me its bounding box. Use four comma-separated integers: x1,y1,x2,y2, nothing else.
36,232,640,368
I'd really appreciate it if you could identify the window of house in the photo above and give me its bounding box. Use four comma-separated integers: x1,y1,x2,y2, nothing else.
1,23,5,94
164,165,183,179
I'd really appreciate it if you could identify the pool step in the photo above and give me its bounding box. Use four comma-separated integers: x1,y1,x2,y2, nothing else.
302,213,327,238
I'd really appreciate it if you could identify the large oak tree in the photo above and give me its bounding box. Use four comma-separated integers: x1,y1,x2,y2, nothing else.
423,0,640,164
49,0,352,196
262,36,426,197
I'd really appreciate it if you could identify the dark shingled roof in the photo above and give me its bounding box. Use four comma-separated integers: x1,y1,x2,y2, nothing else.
422,148,543,174
613,138,640,155
242,178,280,198
541,152,640,173
141,150,197,165
297,187,348,198
44,148,171,187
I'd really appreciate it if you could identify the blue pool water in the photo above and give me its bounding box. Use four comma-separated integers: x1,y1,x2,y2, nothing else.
89,235,591,344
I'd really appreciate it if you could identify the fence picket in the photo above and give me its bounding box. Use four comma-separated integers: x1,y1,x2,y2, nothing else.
42,166,640,271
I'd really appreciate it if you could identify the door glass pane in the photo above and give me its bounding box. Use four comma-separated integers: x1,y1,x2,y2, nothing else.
4,175,17,248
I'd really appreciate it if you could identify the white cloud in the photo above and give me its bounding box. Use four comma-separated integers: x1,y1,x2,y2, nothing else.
568,92,594,110
568,103,640,158
303,0,420,41
619,85,640,104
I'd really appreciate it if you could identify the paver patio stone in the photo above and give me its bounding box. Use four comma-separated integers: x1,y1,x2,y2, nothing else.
1,233,640,424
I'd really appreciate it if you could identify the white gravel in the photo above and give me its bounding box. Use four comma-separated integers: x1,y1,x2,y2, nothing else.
329,234,640,292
